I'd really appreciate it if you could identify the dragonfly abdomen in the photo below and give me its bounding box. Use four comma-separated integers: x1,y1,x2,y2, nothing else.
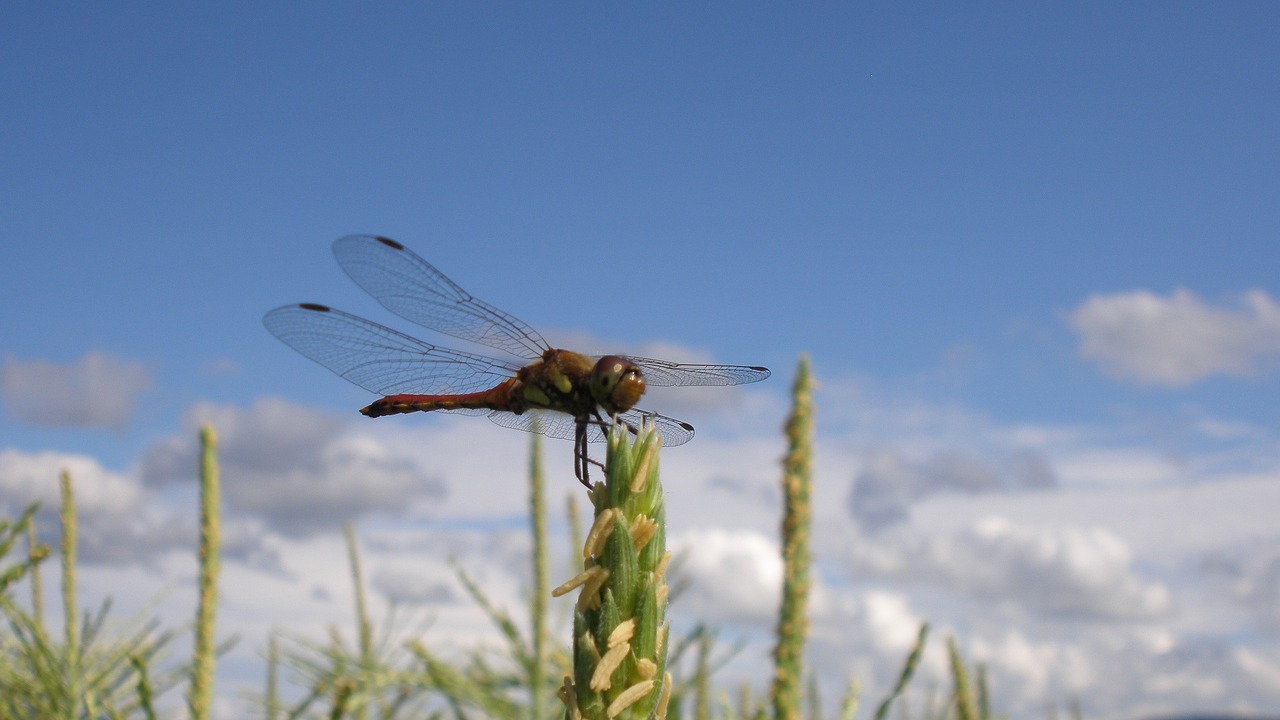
361,379,520,418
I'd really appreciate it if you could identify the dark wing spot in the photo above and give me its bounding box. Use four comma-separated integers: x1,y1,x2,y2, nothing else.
678,420,694,431
374,236,405,250
298,303,331,312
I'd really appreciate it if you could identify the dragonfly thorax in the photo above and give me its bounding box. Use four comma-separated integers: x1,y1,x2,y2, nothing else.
589,355,646,414
512,349,644,418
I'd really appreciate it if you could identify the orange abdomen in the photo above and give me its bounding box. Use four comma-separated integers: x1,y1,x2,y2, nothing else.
360,379,518,417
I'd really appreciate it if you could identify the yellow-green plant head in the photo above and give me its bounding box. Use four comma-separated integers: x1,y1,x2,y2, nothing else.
590,355,646,413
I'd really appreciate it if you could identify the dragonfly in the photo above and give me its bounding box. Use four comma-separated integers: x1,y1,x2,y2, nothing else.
263,235,771,485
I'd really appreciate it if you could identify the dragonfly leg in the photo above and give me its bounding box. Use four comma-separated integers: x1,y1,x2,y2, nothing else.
573,436,605,486
574,423,593,487
575,411,637,487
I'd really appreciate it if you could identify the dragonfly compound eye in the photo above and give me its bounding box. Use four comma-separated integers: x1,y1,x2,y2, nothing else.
591,355,646,413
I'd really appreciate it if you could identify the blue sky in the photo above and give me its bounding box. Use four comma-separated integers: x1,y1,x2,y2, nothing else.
3,4,1280,718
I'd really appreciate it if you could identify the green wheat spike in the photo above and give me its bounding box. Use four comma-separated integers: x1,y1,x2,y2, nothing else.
343,522,372,720
631,576,659,662
949,636,978,720
717,689,734,720
770,356,815,720
572,609,605,717
594,590,624,689
529,431,550,720
26,511,46,631
265,632,280,720
189,424,221,720
694,628,712,720
737,680,754,719
561,420,667,720
872,622,929,720
838,675,861,720
0,506,46,606
977,663,990,720
603,514,638,618
806,672,821,720
60,468,81,715
129,653,157,720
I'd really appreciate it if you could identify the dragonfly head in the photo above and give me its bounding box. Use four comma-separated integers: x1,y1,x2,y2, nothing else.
590,355,646,414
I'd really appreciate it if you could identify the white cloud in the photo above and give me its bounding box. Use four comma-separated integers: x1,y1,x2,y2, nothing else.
1067,288,1280,386
0,448,192,563
671,528,783,623
371,566,461,605
970,628,1095,701
139,398,445,537
908,472,1280,563
1053,448,1181,489
858,590,926,651
848,449,1057,531
1,352,151,430
845,516,1170,620
1200,539,1280,632
0,449,142,518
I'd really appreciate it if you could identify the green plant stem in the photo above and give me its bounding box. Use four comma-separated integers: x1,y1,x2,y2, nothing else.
872,623,929,720
977,663,990,720
130,653,157,720
189,424,221,720
265,632,280,720
771,356,814,720
694,628,711,720
529,432,549,720
949,636,978,720
806,673,821,720
344,522,373,720
838,676,860,720
60,468,80,716
27,515,44,631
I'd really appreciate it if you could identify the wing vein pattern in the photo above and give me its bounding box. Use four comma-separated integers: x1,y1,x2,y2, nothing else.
333,235,549,359
263,304,521,396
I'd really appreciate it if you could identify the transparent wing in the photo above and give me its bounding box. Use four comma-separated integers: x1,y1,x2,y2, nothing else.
486,408,695,447
332,235,549,360
486,410,582,442
621,356,772,387
263,304,523,396
615,409,696,447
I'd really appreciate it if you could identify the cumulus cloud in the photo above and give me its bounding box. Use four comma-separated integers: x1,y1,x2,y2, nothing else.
0,448,192,563
372,567,460,605
1,352,151,430
1067,288,1280,386
848,449,1056,531
0,449,142,519
1199,540,1280,632
139,398,445,537
867,620,1280,719
671,529,782,623
846,516,1170,620
1137,640,1280,709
